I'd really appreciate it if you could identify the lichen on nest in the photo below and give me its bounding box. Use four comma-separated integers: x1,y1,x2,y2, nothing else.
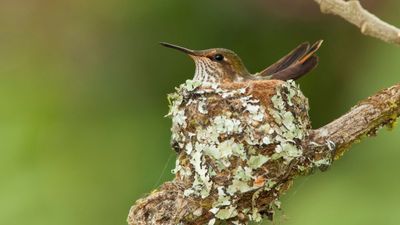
166,79,328,224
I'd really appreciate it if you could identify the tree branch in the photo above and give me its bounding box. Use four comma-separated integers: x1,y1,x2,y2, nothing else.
307,83,400,160
313,0,400,45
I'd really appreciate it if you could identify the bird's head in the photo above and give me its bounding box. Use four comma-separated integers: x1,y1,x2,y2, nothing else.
161,42,250,83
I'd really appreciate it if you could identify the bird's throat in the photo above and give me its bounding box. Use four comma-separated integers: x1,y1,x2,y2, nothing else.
193,59,220,84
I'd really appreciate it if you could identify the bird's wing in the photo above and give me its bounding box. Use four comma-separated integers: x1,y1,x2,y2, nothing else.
255,40,323,81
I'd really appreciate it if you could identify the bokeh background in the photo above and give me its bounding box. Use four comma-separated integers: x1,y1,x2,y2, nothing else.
1,1,400,225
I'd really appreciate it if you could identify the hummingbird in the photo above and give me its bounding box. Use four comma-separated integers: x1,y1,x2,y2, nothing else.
160,40,323,83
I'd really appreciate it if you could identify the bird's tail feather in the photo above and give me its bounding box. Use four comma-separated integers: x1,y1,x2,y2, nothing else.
256,40,323,81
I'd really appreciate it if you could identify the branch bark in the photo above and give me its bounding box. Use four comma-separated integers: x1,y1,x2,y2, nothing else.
314,0,400,45
307,83,400,160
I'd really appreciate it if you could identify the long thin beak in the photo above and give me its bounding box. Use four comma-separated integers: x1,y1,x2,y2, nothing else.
160,42,200,56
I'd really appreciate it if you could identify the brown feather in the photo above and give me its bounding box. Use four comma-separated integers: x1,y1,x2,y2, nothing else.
270,55,319,81
258,42,310,76
298,40,323,64
256,40,323,81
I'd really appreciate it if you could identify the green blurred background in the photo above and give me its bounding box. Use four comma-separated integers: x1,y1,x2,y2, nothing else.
1,1,400,225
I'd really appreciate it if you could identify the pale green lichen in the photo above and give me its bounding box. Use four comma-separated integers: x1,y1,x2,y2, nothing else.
263,180,277,191
267,80,306,164
172,158,192,177
248,155,270,169
197,99,208,114
234,166,253,181
213,116,243,134
166,93,182,117
171,158,181,174
202,139,246,170
185,143,213,198
183,79,202,92
193,208,203,217
208,218,216,225
173,110,187,127
274,199,281,209
166,79,201,117
227,179,254,195
185,142,193,155
312,158,331,167
262,136,271,145
250,209,263,223
196,126,220,143
214,206,238,219
168,79,312,224
272,142,302,161
227,166,256,195
282,111,296,131
213,187,231,208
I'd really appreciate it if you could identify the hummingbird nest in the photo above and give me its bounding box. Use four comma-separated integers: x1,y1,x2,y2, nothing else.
128,78,400,225
157,79,332,225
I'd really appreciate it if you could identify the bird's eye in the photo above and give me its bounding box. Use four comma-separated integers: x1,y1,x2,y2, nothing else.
213,54,224,61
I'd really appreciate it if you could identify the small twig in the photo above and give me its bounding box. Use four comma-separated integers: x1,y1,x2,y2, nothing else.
314,0,400,45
